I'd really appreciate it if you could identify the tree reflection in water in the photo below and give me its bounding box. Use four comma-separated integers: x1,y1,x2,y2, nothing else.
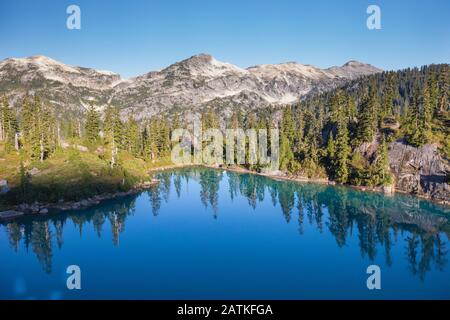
1,167,449,280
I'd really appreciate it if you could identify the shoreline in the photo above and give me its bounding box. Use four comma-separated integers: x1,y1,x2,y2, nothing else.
0,179,159,221
1,163,448,221
151,163,449,207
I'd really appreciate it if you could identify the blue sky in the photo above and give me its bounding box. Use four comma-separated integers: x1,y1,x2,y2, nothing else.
0,0,448,77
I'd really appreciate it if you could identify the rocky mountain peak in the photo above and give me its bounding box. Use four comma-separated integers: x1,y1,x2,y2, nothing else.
0,54,383,119
343,60,365,67
163,53,247,78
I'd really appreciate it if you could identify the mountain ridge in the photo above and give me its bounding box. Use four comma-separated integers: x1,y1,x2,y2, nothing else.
0,54,382,118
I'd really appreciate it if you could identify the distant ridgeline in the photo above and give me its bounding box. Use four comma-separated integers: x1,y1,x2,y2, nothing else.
0,63,449,205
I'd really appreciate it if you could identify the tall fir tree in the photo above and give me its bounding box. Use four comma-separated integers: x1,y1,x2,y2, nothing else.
0,96,18,152
404,88,427,147
370,138,392,186
84,104,101,145
280,107,295,172
357,90,376,143
333,115,350,183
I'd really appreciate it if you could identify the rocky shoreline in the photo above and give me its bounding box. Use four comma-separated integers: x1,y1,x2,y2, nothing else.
0,179,159,221
151,163,449,205
1,158,449,222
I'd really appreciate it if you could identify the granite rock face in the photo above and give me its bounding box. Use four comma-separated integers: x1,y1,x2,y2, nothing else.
0,54,381,120
389,140,450,204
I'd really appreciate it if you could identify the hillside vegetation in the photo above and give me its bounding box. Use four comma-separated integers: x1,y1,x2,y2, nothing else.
0,64,449,208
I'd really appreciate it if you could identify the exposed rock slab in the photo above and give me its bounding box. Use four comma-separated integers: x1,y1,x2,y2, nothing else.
0,210,24,220
389,140,450,204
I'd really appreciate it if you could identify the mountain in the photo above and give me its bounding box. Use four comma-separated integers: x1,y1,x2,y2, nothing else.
0,54,382,118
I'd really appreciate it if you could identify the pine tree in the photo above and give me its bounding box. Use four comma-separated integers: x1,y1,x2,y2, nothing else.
346,96,357,123
157,117,171,157
125,117,140,156
437,64,449,114
84,104,100,145
427,71,439,116
39,103,57,160
326,131,336,171
146,118,159,162
422,82,433,140
370,138,392,186
103,105,123,167
20,95,33,142
357,90,376,143
293,108,305,154
1,96,18,152
229,109,244,129
330,90,346,124
404,88,427,147
280,107,295,172
333,116,350,184
202,109,220,130
19,96,57,161
382,72,396,119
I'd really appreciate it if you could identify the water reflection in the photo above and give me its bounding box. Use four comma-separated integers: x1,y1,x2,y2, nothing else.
1,167,449,281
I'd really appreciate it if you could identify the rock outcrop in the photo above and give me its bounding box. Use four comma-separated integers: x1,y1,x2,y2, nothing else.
0,179,9,194
389,140,450,204
0,210,24,220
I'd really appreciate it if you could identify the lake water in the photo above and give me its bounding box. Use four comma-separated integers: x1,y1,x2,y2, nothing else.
0,167,449,299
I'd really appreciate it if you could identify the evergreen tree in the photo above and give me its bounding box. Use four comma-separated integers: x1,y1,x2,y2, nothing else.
326,131,336,171
293,108,305,154
404,88,427,147
333,116,350,183
280,107,295,172
19,96,57,161
103,105,123,167
422,82,433,140
84,104,100,145
0,96,18,152
357,90,377,143
39,103,57,160
437,64,449,113
427,71,439,116
370,138,392,186
20,95,33,142
125,117,140,156
382,72,396,119
156,117,171,157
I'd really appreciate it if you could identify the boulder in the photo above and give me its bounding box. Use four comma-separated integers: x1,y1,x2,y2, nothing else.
76,145,88,152
382,184,395,195
389,140,450,203
30,203,40,213
39,208,49,214
28,167,40,176
0,210,24,220
60,141,70,149
71,202,81,210
0,179,9,194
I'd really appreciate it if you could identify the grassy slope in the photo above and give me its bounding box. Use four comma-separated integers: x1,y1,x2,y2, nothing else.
0,143,172,209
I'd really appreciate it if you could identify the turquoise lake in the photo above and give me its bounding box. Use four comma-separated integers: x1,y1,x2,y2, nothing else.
0,167,449,299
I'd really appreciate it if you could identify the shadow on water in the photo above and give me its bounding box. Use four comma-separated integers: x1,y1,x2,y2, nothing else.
1,167,449,281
